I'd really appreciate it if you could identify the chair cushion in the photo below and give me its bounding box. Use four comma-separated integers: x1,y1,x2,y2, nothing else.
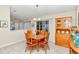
28,40,36,47
39,41,47,46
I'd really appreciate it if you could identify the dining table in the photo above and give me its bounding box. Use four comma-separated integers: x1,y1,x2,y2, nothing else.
32,34,45,40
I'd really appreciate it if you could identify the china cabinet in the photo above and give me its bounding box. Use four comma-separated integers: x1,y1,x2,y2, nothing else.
55,17,72,48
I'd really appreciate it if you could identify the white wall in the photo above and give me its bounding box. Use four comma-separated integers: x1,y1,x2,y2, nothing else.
0,30,26,48
77,6,79,26
49,18,55,42
0,6,10,31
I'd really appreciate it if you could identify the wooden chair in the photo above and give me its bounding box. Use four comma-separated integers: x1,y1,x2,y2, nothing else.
45,32,50,49
27,30,32,35
38,32,50,53
24,32,37,54
40,30,46,35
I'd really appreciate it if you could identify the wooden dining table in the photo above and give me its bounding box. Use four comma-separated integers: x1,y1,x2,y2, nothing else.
32,34,45,40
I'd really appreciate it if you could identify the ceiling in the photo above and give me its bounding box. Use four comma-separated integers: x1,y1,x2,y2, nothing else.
10,5,76,21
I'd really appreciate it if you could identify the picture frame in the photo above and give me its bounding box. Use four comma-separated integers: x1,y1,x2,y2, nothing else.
0,20,8,28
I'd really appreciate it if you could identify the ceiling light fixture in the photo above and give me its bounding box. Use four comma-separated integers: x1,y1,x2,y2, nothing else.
38,18,41,20
33,4,41,21
36,4,39,8
33,17,41,21
33,18,36,20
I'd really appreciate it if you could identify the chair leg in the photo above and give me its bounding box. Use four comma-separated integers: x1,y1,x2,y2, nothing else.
44,45,47,54
36,44,39,52
30,47,33,54
45,49,47,54
25,45,28,52
69,48,71,54
46,43,49,50
25,46,27,52
47,44,50,50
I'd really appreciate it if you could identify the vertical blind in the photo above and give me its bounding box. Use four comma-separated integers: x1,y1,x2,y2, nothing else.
10,21,31,30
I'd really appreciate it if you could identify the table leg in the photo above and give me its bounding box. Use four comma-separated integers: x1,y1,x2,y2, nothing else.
69,48,71,54
36,41,39,52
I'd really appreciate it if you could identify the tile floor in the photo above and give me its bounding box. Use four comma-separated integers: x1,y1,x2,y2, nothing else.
0,41,69,54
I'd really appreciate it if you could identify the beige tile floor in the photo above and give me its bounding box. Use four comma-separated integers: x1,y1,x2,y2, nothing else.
0,41,69,54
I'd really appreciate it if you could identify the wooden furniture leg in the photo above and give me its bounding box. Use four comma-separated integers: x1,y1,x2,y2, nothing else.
47,43,50,50
69,48,71,54
69,48,78,54
36,41,39,52
36,44,39,52
44,45,47,54
25,46,27,52
30,47,33,54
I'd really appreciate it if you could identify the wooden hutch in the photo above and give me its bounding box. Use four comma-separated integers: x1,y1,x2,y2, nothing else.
55,17,72,48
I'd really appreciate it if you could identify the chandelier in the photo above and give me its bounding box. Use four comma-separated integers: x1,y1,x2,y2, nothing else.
33,5,41,21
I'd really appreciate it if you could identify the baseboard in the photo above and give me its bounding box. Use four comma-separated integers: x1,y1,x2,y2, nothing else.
0,40,24,48
0,41,55,49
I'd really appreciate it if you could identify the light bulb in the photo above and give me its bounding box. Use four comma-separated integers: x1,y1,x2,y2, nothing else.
33,18,36,20
38,18,41,20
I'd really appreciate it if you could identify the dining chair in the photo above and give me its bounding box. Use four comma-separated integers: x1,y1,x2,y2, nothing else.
38,32,50,53
45,32,50,49
40,30,45,34
24,32,37,54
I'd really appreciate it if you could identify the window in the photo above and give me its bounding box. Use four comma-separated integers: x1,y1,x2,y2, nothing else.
10,21,31,30
36,21,49,31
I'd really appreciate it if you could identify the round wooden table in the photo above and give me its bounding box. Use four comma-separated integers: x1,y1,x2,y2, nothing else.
32,34,45,40
70,39,79,54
